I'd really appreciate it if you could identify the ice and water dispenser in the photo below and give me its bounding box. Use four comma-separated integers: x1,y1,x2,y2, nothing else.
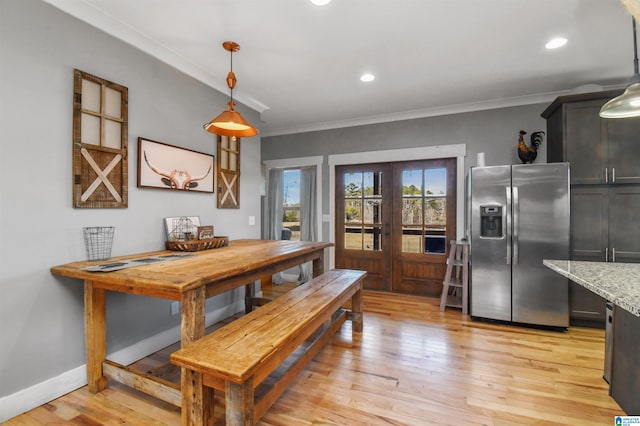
479,205,503,238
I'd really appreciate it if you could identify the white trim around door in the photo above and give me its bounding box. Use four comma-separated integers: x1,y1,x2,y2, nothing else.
328,144,466,269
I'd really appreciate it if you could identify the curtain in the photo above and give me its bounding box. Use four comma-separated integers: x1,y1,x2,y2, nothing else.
266,168,283,240
297,166,317,283
267,169,285,283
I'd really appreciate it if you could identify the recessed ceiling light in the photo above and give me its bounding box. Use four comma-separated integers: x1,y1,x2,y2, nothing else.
545,37,568,49
310,0,332,5
360,73,375,82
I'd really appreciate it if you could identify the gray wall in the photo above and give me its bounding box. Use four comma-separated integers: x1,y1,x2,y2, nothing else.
262,103,550,242
0,0,262,414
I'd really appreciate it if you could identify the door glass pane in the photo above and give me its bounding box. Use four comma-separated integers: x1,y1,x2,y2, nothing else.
344,172,362,196
364,198,381,224
363,226,380,251
402,198,422,225
402,226,422,253
345,226,362,249
425,168,446,195
345,199,362,222
402,169,422,196
425,198,446,225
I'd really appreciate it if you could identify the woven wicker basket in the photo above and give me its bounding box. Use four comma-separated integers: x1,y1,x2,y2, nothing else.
165,236,229,252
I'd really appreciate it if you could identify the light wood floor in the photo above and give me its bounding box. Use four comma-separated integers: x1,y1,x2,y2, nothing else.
5,284,623,425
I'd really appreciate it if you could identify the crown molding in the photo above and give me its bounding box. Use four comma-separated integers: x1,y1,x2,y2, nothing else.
42,0,269,114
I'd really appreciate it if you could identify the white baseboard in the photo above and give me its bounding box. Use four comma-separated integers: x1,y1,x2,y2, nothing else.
0,300,244,423
0,365,87,423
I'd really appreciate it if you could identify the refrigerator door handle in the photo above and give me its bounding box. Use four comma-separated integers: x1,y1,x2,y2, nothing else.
512,186,519,265
505,186,511,265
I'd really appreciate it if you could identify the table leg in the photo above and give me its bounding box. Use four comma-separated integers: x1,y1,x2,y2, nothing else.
84,280,108,393
244,283,255,314
312,251,325,278
351,285,363,334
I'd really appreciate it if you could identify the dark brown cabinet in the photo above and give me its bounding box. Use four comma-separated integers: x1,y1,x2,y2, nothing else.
543,90,640,326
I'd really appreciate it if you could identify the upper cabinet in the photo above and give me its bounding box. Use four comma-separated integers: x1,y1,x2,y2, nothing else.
542,90,640,185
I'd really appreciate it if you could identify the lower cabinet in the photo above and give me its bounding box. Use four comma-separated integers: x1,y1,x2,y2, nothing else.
569,282,606,326
569,185,640,326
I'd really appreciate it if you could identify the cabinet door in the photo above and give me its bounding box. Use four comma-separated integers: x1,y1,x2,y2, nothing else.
570,186,608,261
569,186,608,324
565,101,607,185
609,186,640,263
607,117,640,184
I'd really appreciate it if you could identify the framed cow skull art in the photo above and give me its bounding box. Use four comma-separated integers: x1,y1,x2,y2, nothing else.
137,138,214,193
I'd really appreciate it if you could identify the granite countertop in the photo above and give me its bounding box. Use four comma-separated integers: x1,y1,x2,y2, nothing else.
543,259,640,317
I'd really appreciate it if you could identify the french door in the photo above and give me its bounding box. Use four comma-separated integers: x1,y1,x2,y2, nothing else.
335,158,456,296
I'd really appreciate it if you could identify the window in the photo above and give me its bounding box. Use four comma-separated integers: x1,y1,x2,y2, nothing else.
282,169,300,241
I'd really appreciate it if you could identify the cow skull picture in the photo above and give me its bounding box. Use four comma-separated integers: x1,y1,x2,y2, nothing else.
144,151,212,190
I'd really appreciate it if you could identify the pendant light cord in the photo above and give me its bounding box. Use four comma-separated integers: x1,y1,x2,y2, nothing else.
229,49,235,105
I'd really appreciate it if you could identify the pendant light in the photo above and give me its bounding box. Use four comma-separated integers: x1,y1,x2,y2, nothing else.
203,41,259,138
600,18,640,118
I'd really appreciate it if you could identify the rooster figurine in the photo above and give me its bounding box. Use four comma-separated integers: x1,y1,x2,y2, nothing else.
517,130,544,164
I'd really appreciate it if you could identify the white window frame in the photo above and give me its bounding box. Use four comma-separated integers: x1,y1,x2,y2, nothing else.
263,156,324,244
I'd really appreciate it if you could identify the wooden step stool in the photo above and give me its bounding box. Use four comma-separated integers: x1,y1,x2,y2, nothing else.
439,240,469,314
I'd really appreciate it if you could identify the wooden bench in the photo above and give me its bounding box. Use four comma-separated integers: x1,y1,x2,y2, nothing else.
170,268,366,425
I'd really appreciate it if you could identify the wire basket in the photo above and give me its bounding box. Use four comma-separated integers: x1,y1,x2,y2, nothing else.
83,226,115,261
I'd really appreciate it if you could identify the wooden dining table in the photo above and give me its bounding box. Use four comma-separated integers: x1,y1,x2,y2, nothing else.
50,239,333,407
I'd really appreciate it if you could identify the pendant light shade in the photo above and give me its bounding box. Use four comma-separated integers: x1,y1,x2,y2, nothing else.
599,82,640,118
203,41,258,137
600,18,640,118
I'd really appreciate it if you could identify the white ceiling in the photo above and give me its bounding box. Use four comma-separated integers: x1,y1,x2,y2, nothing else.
45,0,634,136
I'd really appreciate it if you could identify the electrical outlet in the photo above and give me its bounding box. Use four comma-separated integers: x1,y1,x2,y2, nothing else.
170,301,180,316
248,215,256,226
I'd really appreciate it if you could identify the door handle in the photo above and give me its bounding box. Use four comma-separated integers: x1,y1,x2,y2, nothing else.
612,167,616,183
505,187,511,265
605,167,608,183
612,247,616,263
513,187,519,265
605,247,609,262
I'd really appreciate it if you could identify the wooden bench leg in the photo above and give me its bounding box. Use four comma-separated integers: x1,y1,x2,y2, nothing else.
226,380,254,426
351,285,363,334
182,368,214,426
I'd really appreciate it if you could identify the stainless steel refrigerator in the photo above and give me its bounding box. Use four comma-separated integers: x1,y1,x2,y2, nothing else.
468,163,570,328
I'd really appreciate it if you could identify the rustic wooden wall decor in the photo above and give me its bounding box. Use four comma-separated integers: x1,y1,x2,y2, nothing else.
137,138,214,193
216,136,240,208
73,69,128,208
